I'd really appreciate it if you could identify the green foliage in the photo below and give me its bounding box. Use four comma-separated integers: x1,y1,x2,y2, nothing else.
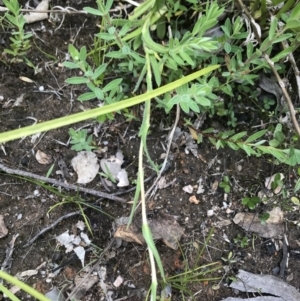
271,173,284,191
221,251,237,264
63,45,124,104
68,128,95,151
242,196,261,209
219,176,231,193
163,229,221,299
3,0,32,62
0,66,219,143
2,0,300,298
99,166,117,183
0,270,51,301
259,213,270,224
205,129,300,166
234,234,249,248
262,97,276,110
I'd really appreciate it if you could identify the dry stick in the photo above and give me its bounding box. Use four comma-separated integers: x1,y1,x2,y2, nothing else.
0,234,19,279
0,7,86,14
0,162,126,203
237,0,300,137
145,103,181,198
23,211,81,248
264,54,300,137
279,234,289,278
283,40,300,101
0,5,132,14
132,104,180,214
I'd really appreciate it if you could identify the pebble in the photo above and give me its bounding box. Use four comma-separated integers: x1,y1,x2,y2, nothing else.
207,209,214,217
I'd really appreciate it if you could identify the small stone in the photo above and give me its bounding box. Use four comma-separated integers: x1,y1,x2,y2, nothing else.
189,195,200,204
33,190,40,196
207,209,214,217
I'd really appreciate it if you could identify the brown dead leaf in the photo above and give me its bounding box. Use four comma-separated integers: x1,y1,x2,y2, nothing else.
143,262,151,275
148,200,156,210
198,153,207,163
35,150,52,165
114,224,144,245
114,214,184,250
0,215,8,238
73,273,98,300
64,266,77,280
211,180,219,193
173,251,184,269
19,76,34,83
189,195,200,204
188,126,198,140
34,280,48,294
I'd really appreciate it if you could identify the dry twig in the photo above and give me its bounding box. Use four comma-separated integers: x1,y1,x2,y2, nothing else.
0,161,126,203
23,211,81,248
236,0,300,137
145,103,181,198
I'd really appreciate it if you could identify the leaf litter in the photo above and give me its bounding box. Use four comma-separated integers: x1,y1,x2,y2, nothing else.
55,222,92,268
113,213,184,250
223,269,300,301
71,151,99,184
100,150,129,187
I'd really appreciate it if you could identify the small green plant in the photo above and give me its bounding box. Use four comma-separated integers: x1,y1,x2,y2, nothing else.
162,229,221,299
3,0,32,62
99,168,117,183
270,173,284,192
63,45,124,106
219,175,231,193
241,196,270,224
262,97,276,110
259,213,270,224
68,128,95,151
234,234,249,248
221,251,237,264
164,261,221,298
242,196,261,209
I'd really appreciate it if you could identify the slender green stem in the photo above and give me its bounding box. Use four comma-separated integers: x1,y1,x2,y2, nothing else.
0,65,220,143
0,271,51,301
0,284,21,301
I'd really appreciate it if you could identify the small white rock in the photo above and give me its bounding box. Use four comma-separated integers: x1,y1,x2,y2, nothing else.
182,185,193,194
207,209,214,217
33,190,40,196
113,275,123,287
39,86,44,92
127,283,136,288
